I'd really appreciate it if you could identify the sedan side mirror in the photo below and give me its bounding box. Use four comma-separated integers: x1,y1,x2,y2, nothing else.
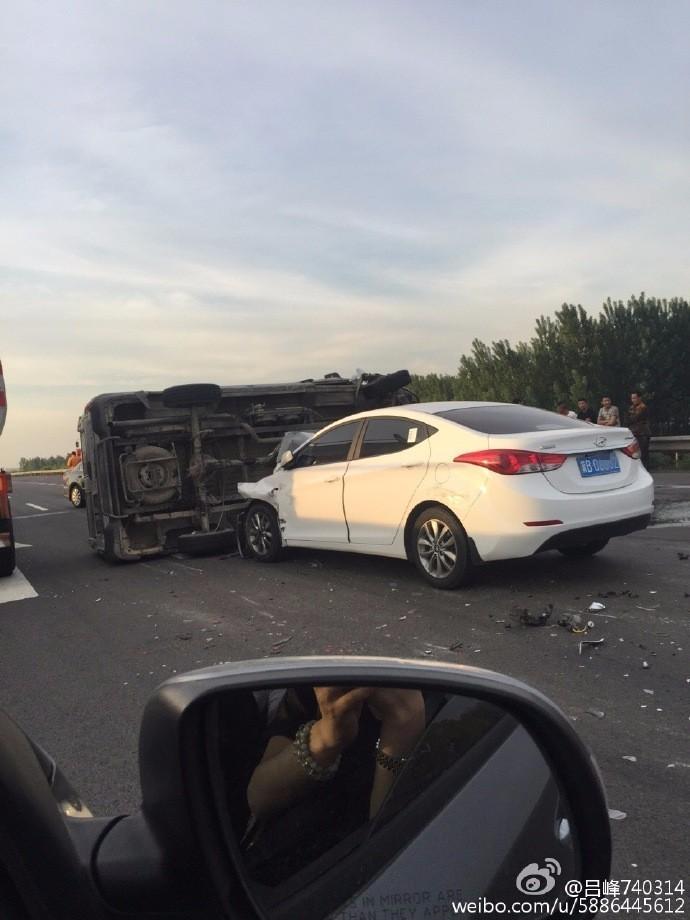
278,449,294,469
91,657,611,919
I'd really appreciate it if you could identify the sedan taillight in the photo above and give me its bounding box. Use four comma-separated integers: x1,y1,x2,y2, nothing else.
621,441,641,460
453,449,567,474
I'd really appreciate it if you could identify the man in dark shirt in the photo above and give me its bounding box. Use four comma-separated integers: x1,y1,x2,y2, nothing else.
576,399,596,423
628,391,651,468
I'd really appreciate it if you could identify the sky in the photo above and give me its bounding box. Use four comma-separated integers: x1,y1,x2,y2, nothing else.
2,0,690,466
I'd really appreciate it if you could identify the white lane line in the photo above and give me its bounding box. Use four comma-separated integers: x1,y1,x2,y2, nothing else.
0,568,38,604
15,542,32,549
25,502,49,512
13,510,72,520
670,485,690,489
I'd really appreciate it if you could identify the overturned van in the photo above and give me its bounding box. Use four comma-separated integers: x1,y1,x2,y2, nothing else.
79,371,416,562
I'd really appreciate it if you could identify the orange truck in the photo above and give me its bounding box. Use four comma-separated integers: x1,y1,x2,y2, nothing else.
0,360,15,576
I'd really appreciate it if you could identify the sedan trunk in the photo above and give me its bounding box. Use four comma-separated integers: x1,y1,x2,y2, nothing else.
489,427,638,494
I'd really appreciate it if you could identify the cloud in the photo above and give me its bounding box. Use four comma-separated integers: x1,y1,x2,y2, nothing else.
1,0,690,464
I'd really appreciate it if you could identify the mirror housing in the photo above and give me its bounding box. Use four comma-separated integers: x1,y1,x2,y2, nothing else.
278,449,294,469
103,657,610,919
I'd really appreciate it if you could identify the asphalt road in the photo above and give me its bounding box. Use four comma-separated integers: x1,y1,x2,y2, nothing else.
1,472,688,888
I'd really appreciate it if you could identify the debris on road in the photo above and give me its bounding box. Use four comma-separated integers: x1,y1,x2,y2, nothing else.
586,709,606,719
558,612,587,633
642,660,650,669
636,605,660,611
510,603,553,626
642,689,654,695
270,635,294,655
449,641,463,651
622,756,637,763
588,601,606,611
579,638,605,655
608,809,627,821
677,552,688,560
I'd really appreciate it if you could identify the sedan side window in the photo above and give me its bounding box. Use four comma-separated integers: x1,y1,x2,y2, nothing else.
293,421,361,467
358,418,432,460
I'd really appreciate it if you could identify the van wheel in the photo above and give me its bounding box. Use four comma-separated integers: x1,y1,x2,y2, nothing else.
558,539,609,557
244,504,282,563
410,506,472,589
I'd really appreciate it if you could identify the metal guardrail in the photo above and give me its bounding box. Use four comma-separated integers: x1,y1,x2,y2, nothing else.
9,469,65,477
650,435,690,453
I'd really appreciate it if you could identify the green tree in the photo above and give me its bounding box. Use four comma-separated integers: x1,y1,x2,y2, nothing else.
412,294,690,434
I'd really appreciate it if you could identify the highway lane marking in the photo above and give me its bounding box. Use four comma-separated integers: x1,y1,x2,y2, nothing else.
0,568,38,604
669,485,690,489
25,502,49,512
13,510,72,520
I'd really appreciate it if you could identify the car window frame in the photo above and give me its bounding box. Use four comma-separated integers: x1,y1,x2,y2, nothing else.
351,416,436,462
289,419,365,469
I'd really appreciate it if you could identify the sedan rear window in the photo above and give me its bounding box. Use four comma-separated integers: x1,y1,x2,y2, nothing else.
435,406,591,434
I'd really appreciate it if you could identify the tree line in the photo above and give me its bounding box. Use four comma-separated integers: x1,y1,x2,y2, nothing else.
18,456,68,471
412,294,690,434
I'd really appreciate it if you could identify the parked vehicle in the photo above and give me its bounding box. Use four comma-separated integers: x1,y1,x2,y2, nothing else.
62,462,85,508
0,359,15,578
0,656,611,920
79,371,416,562
239,401,654,588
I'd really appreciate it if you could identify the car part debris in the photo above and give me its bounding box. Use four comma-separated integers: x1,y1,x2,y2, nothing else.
269,635,294,655
579,638,605,655
558,612,587,633
80,370,416,561
510,603,553,626
608,809,627,820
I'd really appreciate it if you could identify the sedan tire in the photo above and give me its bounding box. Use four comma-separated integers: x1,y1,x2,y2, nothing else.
244,503,282,563
558,539,609,558
69,485,85,508
410,506,472,589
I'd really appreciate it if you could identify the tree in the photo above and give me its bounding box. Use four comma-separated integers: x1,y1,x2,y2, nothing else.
412,295,690,434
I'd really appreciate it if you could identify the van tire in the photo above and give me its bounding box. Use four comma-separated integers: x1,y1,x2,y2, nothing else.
162,384,222,409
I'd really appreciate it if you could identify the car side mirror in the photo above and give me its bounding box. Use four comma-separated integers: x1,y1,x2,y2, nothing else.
93,657,611,919
278,449,294,469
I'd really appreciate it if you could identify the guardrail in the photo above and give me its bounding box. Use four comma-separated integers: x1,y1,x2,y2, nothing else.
8,469,65,477
650,435,690,453
651,435,690,468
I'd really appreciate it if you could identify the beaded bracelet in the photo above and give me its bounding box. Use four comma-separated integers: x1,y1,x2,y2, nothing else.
293,720,341,781
375,738,410,775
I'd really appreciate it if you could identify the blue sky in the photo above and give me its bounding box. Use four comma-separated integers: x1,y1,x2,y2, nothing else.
2,0,690,464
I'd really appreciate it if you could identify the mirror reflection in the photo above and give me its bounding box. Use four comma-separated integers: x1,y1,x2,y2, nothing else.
205,684,578,920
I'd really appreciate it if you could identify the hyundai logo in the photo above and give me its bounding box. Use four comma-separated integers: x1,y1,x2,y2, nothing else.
594,435,607,447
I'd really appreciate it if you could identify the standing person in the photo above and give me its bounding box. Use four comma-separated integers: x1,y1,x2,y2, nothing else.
628,391,651,467
556,402,577,419
576,398,596,423
597,396,620,427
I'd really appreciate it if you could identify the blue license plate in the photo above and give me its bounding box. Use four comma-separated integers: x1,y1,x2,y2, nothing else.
577,451,620,478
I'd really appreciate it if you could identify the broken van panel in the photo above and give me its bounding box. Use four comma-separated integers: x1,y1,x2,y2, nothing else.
80,371,415,562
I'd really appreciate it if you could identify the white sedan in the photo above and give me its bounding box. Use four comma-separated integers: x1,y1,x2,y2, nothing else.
237,402,654,589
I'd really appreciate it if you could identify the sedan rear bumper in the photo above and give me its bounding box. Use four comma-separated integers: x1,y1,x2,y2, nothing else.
534,513,651,553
